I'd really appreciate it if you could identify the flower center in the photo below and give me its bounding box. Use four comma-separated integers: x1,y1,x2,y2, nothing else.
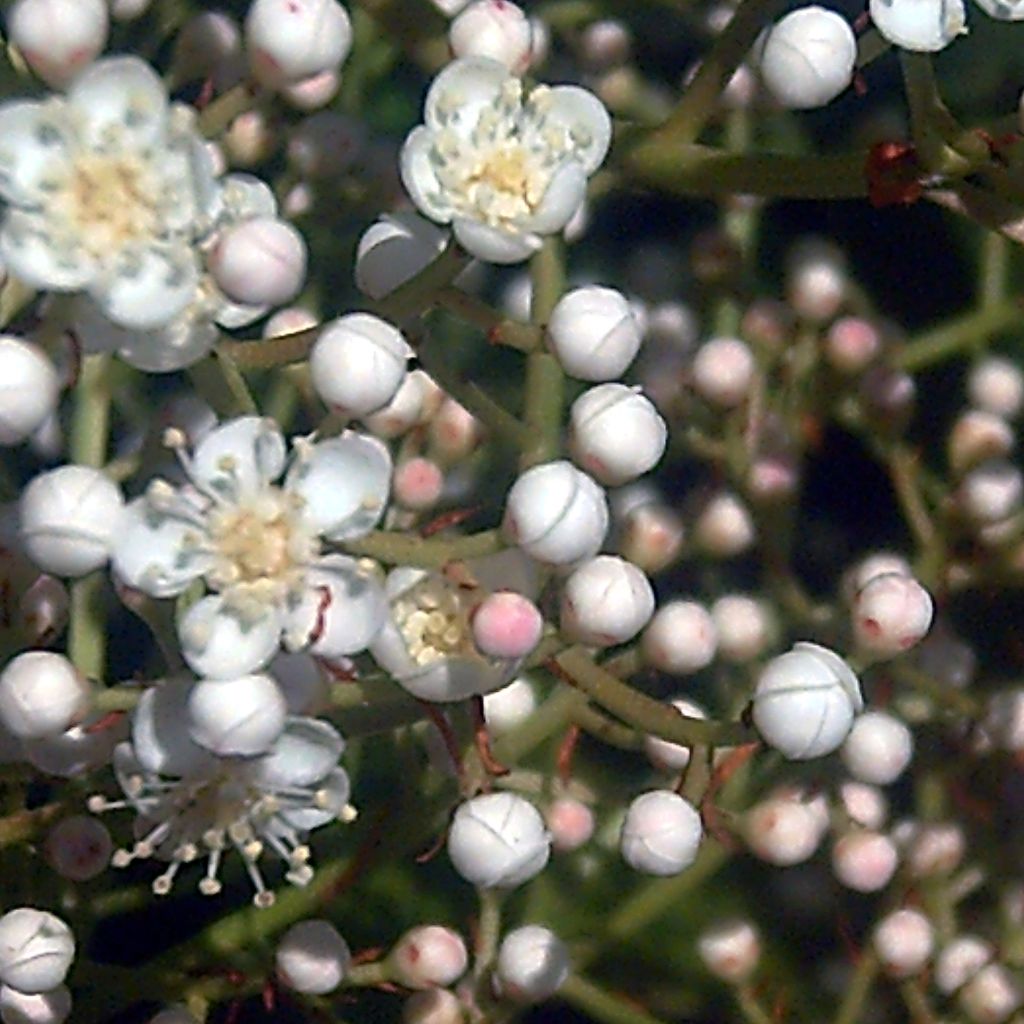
395,581,477,667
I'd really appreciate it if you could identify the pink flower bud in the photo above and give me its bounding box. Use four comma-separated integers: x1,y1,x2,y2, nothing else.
642,601,717,675
744,797,823,866
697,919,760,984
948,410,1015,476
825,316,881,374
449,1,533,74
428,397,482,463
618,502,685,574
693,492,755,558
692,337,755,408
852,573,933,658
580,19,632,70
711,595,775,662
872,908,934,978
841,711,913,784
906,823,964,878
364,371,442,439
546,797,595,852
831,831,898,892
968,357,1024,420
44,816,112,882
959,963,1022,1024
935,935,993,995
393,458,444,511
280,69,340,110
786,238,846,321
471,591,543,660
958,460,1023,524
224,110,278,167
7,0,108,87
838,781,888,830
390,926,468,989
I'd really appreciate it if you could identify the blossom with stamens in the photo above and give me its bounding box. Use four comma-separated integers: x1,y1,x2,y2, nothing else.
109,416,391,678
89,679,354,907
400,56,611,263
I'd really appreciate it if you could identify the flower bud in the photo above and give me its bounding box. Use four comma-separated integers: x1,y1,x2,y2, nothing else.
503,461,608,565
859,364,916,432
280,69,340,111
825,317,882,375
831,831,898,892
872,908,934,978
852,573,933,658
393,458,444,511
568,384,666,486
276,920,351,995
223,110,277,168
390,926,468,989
580,19,632,70
711,595,775,662
969,357,1024,419
495,926,570,1002
245,0,353,87
696,919,760,984
618,501,685,574
449,1,533,74
546,797,595,852
692,337,755,408
0,909,74,995
839,781,888,830
642,698,708,773
19,466,125,578
471,591,543,660
187,674,287,757
948,410,1015,476
935,936,993,995
959,964,1023,1024
906,822,964,877
758,7,856,109
43,816,112,882
0,652,90,740
744,797,823,866
363,371,441,439
546,287,642,382
428,397,482,464
842,551,912,603
841,711,913,785
17,575,69,647
869,0,966,52
958,460,1023,524
483,678,536,734
178,595,281,680
7,0,108,87
310,313,410,417
402,989,462,1024
752,642,862,759
642,601,717,675
209,217,307,308
620,790,702,875
693,491,755,558
171,11,241,85
786,239,846,323
0,338,59,447
288,112,364,178
448,793,550,889
561,555,654,647
0,984,71,1024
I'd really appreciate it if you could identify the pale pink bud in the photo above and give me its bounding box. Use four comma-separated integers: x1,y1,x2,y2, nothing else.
948,410,1014,476
618,502,685,574
642,601,717,675
449,1,533,74
959,963,1023,1024
825,317,881,374
711,595,775,662
621,790,702,875
747,453,800,504
838,781,888,830
906,823,964,878
852,573,933,658
744,798,823,866
786,238,846,321
390,926,468,989
693,492,755,558
7,0,108,87
402,989,463,1024
692,337,755,408
561,555,654,647
363,371,441,439
935,935,993,995
696,919,760,984
209,217,307,307
841,711,913,784
546,797,595,852
580,19,631,69
429,398,482,463
872,908,934,978
276,920,351,995
224,110,278,167
246,0,353,87
281,69,340,110
831,831,898,892
968,357,1024,420
958,460,1023,524
263,306,318,338
471,591,543,660
43,816,112,882
393,458,444,511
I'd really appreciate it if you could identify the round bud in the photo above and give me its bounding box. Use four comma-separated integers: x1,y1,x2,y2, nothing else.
447,793,550,888
786,239,846,323
546,797,595,852
402,989,463,1024
825,317,882,375
693,491,755,558
0,652,90,740
692,337,755,408
7,0,108,88
744,797,822,866
959,963,1023,1024
842,551,913,603
948,410,1015,476
711,595,775,662
0,909,74,995
696,919,760,984
428,397,482,464
620,790,702,876
752,642,862,759
958,460,1023,524
288,112,364,178
758,7,856,110
393,458,444,512
831,831,898,892
363,371,441,439
873,909,934,978
390,926,468,989
0,984,71,1024
495,926,570,1003
852,573,933,658
187,674,287,757
276,919,351,995
546,287,642,382
841,711,913,785
580,19,631,70
110,0,150,20
20,466,125,578
483,678,536,734
838,781,888,830
619,501,685,575
905,822,964,878
280,69,340,111
642,601,717,675
969,357,1024,420
245,0,353,87
471,591,543,661
503,461,608,565
310,313,410,417
449,1,533,74
223,110,277,168
569,384,667,486
43,816,112,882
177,596,281,680
171,11,241,84
561,555,654,647
869,0,966,52
209,217,307,308
0,338,59,447
643,697,708,773
935,936,993,995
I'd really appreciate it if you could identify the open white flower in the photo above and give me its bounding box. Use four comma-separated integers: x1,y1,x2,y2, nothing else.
400,57,611,263
90,678,353,907
110,416,391,677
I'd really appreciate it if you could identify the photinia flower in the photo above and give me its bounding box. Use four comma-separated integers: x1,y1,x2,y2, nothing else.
400,56,611,263
109,416,391,678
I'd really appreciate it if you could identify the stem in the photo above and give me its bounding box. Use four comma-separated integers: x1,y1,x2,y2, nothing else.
186,349,257,417
560,974,673,1024
572,702,643,750
198,82,260,138
340,528,504,568
895,301,1021,372
736,986,775,1024
473,887,504,981
436,287,541,352
832,951,879,1024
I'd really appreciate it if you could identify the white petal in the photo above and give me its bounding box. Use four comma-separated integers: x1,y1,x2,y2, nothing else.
110,497,209,597
116,306,219,373
276,767,350,830
0,210,95,290
368,615,419,678
255,717,343,788
192,416,287,499
0,101,74,207
528,162,587,234
976,0,1024,19
539,85,613,174
213,294,269,329
398,657,510,703
870,0,966,49
286,431,391,541
178,594,283,678
67,56,169,152
453,217,539,264
424,56,511,136
131,678,214,777
218,173,278,222
91,242,199,331
400,125,454,224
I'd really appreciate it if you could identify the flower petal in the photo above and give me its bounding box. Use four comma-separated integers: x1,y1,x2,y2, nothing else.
400,125,454,224
528,162,587,235
178,594,283,678
255,717,344,789
0,210,95,290
130,678,214,777
397,656,512,702
213,294,269,329
192,416,287,500
0,101,74,207
538,85,613,174
276,767,351,831
424,56,511,137
218,173,278,222
117,306,219,373
453,217,539,264
91,242,199,331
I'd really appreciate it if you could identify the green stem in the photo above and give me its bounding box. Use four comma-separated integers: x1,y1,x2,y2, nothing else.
737,986,775,1024
341,528,504,568
560,974,672,1024
187,349,257,417
473,887,505,981
436,287,541,352
198,82,260,138
895,301,1021,372
832,952,879,1024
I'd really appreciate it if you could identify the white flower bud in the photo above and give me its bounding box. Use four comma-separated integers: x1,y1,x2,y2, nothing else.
546,797,595,852
288,112,365,178
390,926,468,989
852,573,933,658
495,926,570,1002
711,595,775,662
7,0,108,87
696,919,760,984
753,642,862,759
280,69,340,111
363,371,441,439
560,555,653,647
744,797,823,866
43,816,112,882
935,936,993,995
620,790,702,875
643,697,707,773
618,501,685,575
825,317,882,375
840,711,913,785
839,781,888,830
483,678,536,734
969,357,1024,420
449,1,533,74
546,287,642,382
0,984,71,1024
580,19,631,70
209,217,307,308
693,491,755,558
402,989,463,1024
0,652,90,740
905,822,964,878
959,963,1023,1024
430,0,470,12
568,384,667,486
870,0,966,52
958,460,1023,524
17,575,70,647
187,674,287,757
245,0,353,87
310,313,410,416
355,213,448,301
276,920,352,995
692,337,755,408
0,338,59,447
447,793,550,889
224,110,277,168
873,908,934,978
19,466,125,578
786,239,846,323
642,601,717,675
0,909,74,995
831,831,898,892
503,461,608,565
948,410,1015,476
758,7,856,109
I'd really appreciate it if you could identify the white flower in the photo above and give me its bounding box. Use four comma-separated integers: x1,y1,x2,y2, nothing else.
869,0,967,50
400,57,611,263
91,679,354,907
109,416,391,678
